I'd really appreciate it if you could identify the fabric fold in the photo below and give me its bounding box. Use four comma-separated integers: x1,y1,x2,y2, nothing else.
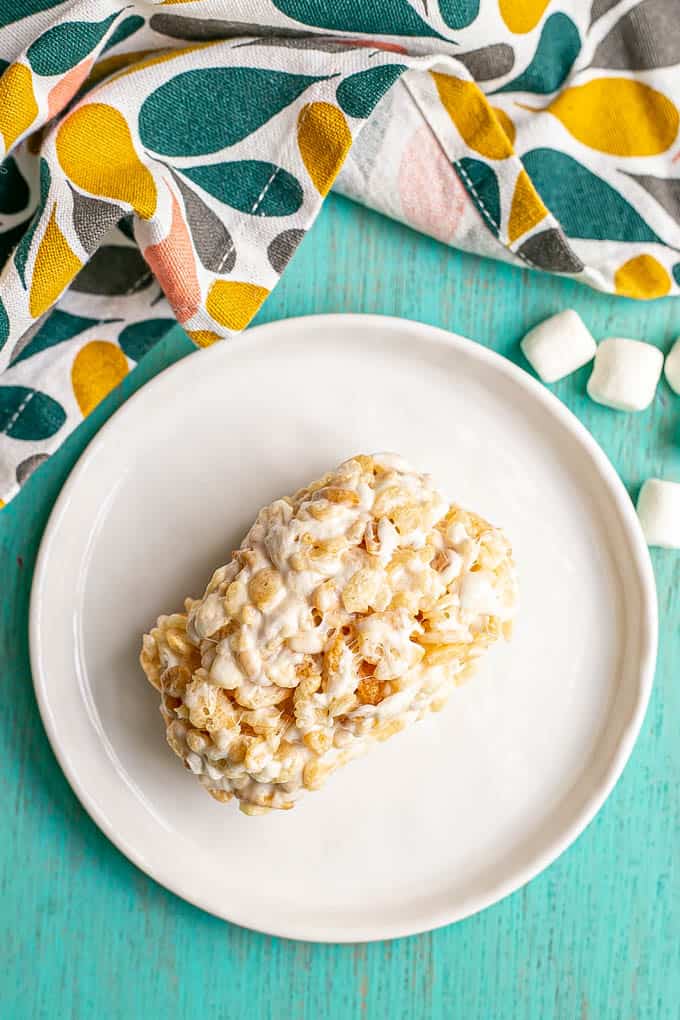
1,0,679,506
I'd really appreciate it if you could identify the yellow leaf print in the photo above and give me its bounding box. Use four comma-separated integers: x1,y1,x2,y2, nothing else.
0,63,38,153
508,169,547,243
490,106,516,147
88,49,155,85
206,281,270,331
56,104,157,219
187,330,222,348
432,74,514,160
109,42,219,84
29,206,83,319
297,102,352,196
71,341,128,416
548,79,679,157
614,255,671,299
499,0,550,33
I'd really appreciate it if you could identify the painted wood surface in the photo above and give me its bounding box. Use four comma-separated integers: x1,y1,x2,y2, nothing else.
1,195,679,1019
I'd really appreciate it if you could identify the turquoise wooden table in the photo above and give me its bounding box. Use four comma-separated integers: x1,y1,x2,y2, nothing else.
2,195,679,1019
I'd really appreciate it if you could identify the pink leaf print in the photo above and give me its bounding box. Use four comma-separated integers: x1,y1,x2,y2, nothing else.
144,190,200,323
47,58,95,119
398,125,467,244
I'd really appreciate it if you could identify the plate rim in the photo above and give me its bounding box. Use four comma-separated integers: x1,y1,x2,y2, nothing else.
29,313,658,942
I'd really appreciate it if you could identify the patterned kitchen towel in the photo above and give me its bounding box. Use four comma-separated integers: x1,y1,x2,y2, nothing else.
1,0,680,506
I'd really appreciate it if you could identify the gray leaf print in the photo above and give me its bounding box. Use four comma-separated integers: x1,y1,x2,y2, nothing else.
16,452,48,486
71,246,152,295
518,229,584,272
150,15,308,41
589,0,621,25
624,172,680,222
172,171,236,274
69,184,125,255
591,0,680,69
456,44,514,82
267,229,305,273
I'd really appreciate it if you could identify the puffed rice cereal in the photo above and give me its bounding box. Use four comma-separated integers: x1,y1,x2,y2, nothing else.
140,454,518,814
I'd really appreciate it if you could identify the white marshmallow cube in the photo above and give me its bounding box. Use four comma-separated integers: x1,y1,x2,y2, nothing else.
587,337,663,412
664,337,680,395
636,478,680,549
521,309,596,383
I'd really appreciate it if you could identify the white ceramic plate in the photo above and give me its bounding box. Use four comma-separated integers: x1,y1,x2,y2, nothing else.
31,314,657,942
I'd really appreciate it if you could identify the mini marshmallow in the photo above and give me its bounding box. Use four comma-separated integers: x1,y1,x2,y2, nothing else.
664,337,680,395
636,478,680,549
587,337,663,412
520,309,596,383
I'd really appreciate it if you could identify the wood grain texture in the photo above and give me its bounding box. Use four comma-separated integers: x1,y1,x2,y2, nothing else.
1,195,679,1019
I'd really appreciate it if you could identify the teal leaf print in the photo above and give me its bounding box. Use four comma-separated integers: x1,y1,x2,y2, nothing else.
0,296,8,351
102,14,145,52
119,319,176,362
172,171,236,273
72,246,151,295
118,216,135,242
456,157,501,236
139,68,330,157
14,157,50,287
12,309,101,365
496,14,580,94
456,44,514,82
0,156,29,215
0,385,66,440
16,452,48,486
27,13,118,75
0,1,61,30
182,162,303,217
673,264,680,287
0,221,28,272
522,149,662,243
439,0,480,30
270,0,443,37
518,229,584,272
592,0,680,70
336,65,406,119
268,228,305,273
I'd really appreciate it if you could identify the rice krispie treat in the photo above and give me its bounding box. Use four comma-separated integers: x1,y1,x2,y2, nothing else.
140,454,518,815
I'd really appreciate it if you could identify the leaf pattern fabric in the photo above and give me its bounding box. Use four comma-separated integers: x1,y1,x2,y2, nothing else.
1,1,680,507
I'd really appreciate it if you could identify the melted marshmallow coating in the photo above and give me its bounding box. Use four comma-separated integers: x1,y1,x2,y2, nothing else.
140,454,518,815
